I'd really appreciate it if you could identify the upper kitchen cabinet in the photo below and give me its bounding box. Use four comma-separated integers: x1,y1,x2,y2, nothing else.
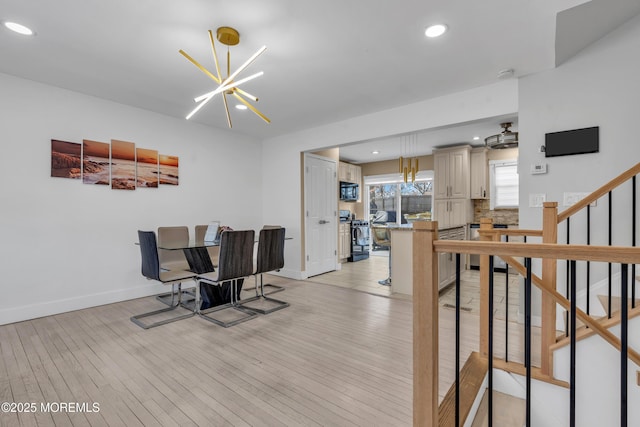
338,161,361,185
433,145,471,199
470,147,489,199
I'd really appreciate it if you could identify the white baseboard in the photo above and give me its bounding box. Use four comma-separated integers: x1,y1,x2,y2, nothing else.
0,283,165,326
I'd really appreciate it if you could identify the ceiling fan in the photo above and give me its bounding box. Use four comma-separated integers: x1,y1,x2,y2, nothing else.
179,27,270,128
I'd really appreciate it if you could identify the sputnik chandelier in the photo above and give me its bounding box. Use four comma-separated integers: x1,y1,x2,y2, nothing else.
179,26,270,128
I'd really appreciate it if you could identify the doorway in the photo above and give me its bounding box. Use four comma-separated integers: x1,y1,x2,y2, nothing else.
304,154,338,277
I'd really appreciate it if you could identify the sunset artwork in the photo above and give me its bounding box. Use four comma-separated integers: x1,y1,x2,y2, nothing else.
136,147,159,188
111,140,136,190
51,139,81,179
82,139,110,185
159,154,179,185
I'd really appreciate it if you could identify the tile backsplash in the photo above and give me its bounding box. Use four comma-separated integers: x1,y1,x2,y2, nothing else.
473,199,519,225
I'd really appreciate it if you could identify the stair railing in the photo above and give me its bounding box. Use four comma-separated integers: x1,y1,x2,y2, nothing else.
413,220,640,427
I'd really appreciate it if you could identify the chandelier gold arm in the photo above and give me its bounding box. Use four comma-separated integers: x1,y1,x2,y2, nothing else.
222,93,232,128
232,92,271,124
208,30,223,81
178,49,221,84
233,87,258,102
194,71,263,103
218,46,266,91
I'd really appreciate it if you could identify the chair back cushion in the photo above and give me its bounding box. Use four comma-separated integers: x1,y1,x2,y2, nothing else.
217,230,255,282
256,227,286,274
157,226,190,270
138,230,160,280
371,226,390,246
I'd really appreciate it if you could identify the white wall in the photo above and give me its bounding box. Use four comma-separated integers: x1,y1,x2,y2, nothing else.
0,73,263,325
262,80,519,278
518,13,640,317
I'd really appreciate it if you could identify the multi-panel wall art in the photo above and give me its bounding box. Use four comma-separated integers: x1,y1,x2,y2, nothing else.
50,138,179,189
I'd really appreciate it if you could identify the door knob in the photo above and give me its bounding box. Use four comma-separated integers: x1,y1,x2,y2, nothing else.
319,220,329,224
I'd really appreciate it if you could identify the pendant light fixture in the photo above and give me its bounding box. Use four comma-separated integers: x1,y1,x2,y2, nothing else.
179,27,270,128
398,133,419,183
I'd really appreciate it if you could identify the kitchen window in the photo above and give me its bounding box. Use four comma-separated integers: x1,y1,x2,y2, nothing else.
365,171,433,224
489,159,519,209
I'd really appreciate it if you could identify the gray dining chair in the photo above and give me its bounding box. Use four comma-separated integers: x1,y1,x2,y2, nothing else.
195,224,220,268
156,226,195,306
196,229,258,327
239,226,289,314
131,230,197,329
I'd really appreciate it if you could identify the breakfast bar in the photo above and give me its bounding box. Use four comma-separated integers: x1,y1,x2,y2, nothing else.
389,222,466,295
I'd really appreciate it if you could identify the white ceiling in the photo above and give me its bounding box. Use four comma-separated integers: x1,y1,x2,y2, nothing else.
2,0,637,162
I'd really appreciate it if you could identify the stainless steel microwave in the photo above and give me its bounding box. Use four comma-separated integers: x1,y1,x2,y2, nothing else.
339,181,359,202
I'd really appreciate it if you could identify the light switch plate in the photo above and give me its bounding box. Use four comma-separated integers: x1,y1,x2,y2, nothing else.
530,163,547,174
563,192,596,207
529,193,546,208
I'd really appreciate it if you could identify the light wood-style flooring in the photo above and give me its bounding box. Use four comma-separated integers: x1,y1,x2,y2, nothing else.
1,268,533,426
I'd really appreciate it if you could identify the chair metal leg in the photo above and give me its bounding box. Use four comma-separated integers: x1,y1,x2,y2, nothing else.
131,283,195,329
197,279,258,327
155,285,196,306
239,274,289,314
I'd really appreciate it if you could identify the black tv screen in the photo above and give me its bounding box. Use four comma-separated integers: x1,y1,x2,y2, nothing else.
544,126,599,157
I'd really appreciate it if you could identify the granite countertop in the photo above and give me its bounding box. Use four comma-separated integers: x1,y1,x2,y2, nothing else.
383,222,466,231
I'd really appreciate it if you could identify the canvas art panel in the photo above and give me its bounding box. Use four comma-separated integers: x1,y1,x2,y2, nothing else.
51,139,81,179
82,139,110,185
159,154,179,185
136,147,159,188
111,139,136,190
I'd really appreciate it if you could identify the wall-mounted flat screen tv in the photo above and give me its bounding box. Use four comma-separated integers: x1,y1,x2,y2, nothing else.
544,126,599,157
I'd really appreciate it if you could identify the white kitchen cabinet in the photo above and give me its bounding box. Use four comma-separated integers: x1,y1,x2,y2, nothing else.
338,222,351,260
470,147,489,199
338,161,361,185
437,226,466,290
390,225,465,294
434,146,470,199
434,199,471,228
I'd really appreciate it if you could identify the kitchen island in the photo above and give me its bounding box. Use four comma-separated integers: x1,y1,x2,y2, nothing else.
389,222,466,296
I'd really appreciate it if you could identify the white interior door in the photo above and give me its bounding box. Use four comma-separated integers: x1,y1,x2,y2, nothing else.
304,154,337,277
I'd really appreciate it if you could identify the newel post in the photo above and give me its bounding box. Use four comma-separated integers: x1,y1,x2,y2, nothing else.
479,218,494,356
413,221,439,427
541,201,558,376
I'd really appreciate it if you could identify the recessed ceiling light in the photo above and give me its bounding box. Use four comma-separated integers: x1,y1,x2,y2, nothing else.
425,24,447,38
235,104,248,110
473,136,480,141
372,150,380,155
3,21,34,36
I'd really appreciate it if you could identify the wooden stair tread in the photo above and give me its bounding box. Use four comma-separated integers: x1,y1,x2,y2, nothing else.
597,294,640,313
551,302,640,351
439,351,488,426
493,358,569,389
471,390,526,427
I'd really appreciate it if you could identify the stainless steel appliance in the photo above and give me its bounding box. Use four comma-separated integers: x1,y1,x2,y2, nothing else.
348,220,370,262
339,181,359,202
339,209,351,222
469,223,508,271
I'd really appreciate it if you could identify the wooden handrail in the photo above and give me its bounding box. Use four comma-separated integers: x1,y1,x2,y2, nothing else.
557,161,640,223
478,229,543,237
433,240,640,264
500,254,640,367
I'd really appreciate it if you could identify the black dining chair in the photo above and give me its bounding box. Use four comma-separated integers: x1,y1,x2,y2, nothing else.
239,227,289,314
131,230,197,329
196,229,258,327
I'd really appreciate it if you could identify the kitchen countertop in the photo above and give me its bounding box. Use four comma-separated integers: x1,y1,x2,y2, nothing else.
375,222,466,231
